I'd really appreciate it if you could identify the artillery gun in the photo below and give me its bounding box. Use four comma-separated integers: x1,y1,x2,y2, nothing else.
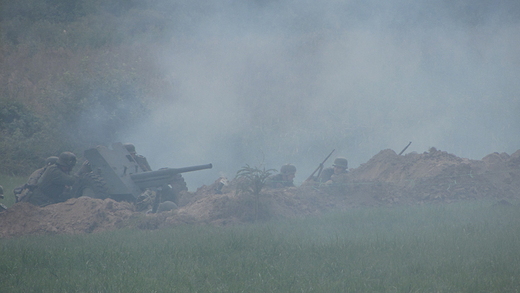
73,143,212,209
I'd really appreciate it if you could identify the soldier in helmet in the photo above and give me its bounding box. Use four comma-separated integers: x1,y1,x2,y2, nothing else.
266,164,297,189
123,143,152,172
319,157,349,184
14,156,59,203
123,142,186,209
21,152,89,207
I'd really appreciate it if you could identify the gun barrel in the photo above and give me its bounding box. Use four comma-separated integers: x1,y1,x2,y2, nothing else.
131,163,212,181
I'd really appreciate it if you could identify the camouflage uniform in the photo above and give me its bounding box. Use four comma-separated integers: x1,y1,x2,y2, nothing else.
21,152,80,207
22,164,76,206
16,156,58,203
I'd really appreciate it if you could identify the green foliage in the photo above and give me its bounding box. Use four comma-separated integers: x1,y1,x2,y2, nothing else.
0,100,41,137
0,99,62,175
1,202,520,292
235,164,276,222
0,0,164,176
235,164,275,197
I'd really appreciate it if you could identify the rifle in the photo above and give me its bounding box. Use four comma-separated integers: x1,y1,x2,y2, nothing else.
305,149,335,182
398,142,412,156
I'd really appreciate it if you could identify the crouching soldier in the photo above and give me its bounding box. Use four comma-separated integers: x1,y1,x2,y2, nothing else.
21,152,89,207
14,156,58,203
319,157,349,184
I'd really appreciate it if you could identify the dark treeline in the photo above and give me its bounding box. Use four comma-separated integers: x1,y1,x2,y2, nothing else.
0,0,171,174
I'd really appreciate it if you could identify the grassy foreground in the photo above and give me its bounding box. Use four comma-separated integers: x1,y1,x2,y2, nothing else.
1,200,520,292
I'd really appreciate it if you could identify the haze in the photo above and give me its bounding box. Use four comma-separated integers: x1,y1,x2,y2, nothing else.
118,0,520,189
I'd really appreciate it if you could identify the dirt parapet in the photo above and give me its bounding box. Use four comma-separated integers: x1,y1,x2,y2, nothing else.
2,147,520,238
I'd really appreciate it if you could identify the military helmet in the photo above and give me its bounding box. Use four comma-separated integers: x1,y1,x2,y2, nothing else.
57,152,77,168
45,156,59,166
123,143,136,153
332,157,348,169
280,164,297,175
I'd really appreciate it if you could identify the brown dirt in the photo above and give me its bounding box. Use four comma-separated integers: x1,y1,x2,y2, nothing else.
2,147,520,238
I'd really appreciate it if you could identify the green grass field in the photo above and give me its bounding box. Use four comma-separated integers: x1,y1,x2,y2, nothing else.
1,199,519,292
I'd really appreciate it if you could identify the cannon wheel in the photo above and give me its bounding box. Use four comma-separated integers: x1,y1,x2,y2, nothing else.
159,174,187,205
74,172,110,199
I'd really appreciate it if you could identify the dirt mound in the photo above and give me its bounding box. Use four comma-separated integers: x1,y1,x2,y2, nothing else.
0,197,136,237
1,147,520,238
348,148,520,203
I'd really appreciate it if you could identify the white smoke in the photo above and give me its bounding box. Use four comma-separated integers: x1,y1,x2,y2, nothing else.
120,0,520,189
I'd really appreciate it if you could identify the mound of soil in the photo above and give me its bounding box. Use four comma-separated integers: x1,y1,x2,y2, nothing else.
1,147,520,238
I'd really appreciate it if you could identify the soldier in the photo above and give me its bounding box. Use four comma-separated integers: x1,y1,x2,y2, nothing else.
123,143,152,172
21,152,89,207
123,143,187,208
14,156,59,203
319,157,349,184
266,164,297,188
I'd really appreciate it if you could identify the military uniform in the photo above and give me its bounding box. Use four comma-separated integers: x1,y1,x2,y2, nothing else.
16,167,46,203
318,167,335,183
265,164,297,189
266,173,295,189
21,152,82,207
318,157,349,184
21,164,76,206
15,156,59,202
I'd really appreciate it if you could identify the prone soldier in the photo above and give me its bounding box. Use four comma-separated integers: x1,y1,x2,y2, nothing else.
266,164,297,188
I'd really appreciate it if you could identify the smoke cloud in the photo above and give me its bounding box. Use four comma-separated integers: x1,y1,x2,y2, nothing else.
120,0,520,189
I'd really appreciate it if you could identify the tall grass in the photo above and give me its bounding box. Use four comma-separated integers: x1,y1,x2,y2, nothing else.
1,200,519,292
